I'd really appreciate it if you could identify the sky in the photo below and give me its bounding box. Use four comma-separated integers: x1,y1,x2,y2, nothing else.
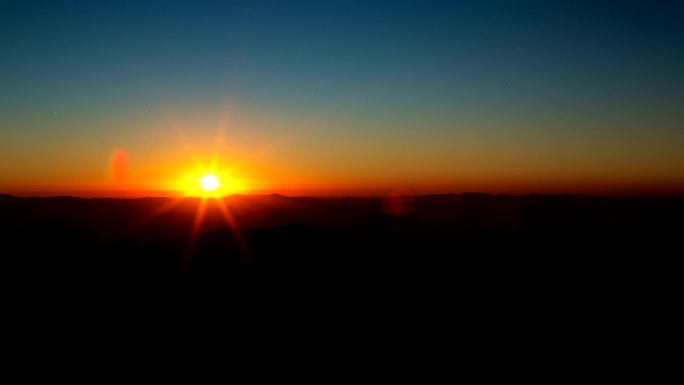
1,0,683,197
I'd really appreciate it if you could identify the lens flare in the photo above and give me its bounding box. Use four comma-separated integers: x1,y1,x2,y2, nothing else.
110,148,128,183
382,189,415,216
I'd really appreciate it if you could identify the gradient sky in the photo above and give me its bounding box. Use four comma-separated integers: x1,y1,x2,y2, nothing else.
1,0,683,197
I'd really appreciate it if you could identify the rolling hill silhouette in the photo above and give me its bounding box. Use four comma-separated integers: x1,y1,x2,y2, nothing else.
2,193,680,344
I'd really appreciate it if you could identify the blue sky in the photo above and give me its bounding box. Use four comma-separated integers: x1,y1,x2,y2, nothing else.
1,1,683,196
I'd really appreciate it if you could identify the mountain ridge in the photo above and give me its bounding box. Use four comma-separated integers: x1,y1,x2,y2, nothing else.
2,191,679,327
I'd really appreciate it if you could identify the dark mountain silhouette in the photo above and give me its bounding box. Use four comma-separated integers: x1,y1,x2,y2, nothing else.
2,193,680,346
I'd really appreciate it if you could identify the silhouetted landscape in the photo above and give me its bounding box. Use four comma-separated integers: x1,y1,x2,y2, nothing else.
3,192,680,346
3,2,683,370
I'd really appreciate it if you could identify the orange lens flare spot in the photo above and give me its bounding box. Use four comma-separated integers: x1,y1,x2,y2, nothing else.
110,148,129,183
382,190,415,216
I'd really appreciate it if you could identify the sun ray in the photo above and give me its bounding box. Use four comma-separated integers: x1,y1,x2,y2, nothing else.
214,197,255,269
131,196,185,226
100,196,187,243
210,125,226,169
176,197,209,281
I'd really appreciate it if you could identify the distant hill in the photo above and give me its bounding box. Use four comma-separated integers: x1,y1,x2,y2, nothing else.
2,192,680,342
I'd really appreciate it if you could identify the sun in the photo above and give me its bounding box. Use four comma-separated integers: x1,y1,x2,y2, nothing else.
200,174,220,191
176,167,246,197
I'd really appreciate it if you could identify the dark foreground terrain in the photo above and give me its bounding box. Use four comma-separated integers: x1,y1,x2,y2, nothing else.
1,192,681,351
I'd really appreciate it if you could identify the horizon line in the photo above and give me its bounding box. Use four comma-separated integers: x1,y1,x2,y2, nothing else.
2,191,683,200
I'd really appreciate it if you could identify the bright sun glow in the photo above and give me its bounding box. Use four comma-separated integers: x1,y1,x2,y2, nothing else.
200,174,220,191
176,167,247,198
